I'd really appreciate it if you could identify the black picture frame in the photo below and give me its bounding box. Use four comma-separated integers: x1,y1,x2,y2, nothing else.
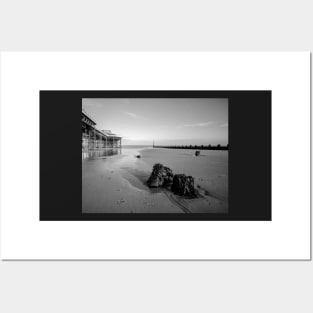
40,90,271,221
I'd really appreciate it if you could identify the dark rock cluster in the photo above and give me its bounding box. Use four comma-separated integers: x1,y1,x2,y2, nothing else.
147,163,196,197
147,163,173,187
171,174,195,196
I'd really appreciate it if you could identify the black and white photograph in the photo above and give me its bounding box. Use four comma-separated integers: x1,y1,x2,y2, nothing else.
82,98,228,214
1,3,312,312
40,89,271,221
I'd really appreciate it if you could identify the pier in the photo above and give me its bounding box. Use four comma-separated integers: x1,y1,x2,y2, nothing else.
82,109,122,150
153,144,228,150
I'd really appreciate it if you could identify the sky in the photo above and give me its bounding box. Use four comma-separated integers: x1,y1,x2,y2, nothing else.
82,98,228,146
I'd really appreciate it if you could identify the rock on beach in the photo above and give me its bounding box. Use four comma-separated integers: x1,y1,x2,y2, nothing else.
147,163,196,197
171,174,196,196
147,163,173,187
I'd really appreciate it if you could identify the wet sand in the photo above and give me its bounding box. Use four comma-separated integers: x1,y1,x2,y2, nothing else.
82,147,228,214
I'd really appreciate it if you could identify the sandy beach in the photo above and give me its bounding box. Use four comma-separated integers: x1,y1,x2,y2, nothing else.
82,146,228,214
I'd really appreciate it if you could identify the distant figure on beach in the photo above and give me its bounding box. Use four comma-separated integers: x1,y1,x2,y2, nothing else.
195,151,200,156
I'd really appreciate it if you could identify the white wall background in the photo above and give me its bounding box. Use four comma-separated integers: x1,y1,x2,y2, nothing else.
0,1,312,313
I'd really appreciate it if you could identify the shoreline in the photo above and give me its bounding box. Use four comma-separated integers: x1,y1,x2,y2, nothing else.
153,146,228,151
82,147,228,214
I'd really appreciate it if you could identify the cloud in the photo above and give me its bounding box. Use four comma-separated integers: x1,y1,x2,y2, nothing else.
124,111,146,120
124,111,137,118
181,121,216,128
82,99,102,108
220,123,228,127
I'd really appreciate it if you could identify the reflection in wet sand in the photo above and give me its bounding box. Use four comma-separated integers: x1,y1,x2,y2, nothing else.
82,148,121,160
